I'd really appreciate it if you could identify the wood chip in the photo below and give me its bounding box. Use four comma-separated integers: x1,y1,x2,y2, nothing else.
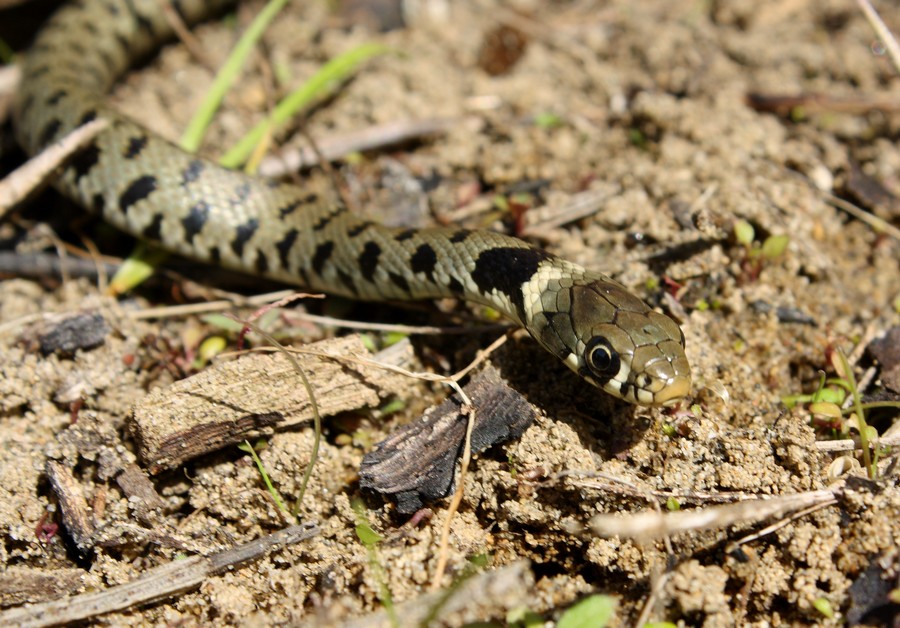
359,366,537,513
131,335,415,473
45,460,94,553
0,567,87,607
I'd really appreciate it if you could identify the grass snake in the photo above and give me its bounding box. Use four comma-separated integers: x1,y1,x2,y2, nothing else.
13,0,691,406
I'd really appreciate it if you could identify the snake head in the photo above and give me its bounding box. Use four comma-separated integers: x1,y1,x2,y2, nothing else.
530,270,691,406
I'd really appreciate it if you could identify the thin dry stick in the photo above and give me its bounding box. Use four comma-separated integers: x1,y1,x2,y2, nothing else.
823,185,900,241
160,0,216,69
520,186,620,237
289,311,510,336
725,498,837,553
77,234,109,293
430,387,475,592
244,330,511,390
128,289,298,319
856,0,900,73
430,333,510,591
0,118,109,213
258,117,461,177
635,570,673,628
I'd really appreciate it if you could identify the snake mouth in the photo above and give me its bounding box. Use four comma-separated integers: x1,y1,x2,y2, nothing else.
652,374,692,406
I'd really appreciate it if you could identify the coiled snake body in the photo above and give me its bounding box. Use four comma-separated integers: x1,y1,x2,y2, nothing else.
13,0,691,405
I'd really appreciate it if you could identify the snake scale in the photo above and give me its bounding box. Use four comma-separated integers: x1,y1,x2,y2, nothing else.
13,0,691,406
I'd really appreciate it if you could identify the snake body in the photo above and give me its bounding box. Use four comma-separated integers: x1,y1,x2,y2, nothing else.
13,0,691,406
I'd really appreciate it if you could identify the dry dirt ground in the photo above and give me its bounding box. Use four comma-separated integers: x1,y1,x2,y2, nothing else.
1,0,900,625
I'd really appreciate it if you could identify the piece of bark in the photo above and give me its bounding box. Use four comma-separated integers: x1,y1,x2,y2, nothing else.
114,463,167,523
0,567,88,607
132,335,414,473
45,460,95,553
37,312,110,356
359,366,537,514
0,523,319,628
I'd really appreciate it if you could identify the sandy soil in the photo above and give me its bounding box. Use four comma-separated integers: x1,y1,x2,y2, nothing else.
1,0,899,625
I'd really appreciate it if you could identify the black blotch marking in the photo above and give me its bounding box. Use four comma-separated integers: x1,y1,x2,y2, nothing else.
231,218,259,257
278,200,302,218
182,201,210,242
410,244,437,281
181,159,204,185
124,135,148,159
312,210,338,231
255,251,269,275
312,241,334,275
208,246,221,265
470,247,550,318
275,228,299,269
142,213,163,241
395,229,416,242
347,221,374,237
91,193,104,214
449,230,471,243
230,182,252,205
118,175,157,213
70,143,101,183
389,272,410,293
337,269,358,295
446,276,464,295
45,90,67,106
39,119,61,147
358,241,382,282
79,109,98,125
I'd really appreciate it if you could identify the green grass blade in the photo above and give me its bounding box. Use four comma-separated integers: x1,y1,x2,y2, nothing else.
108,243,170,295
180,0,292,153
219,42,391,169
238,439,288,514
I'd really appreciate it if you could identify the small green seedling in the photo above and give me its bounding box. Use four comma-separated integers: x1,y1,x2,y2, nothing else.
812,597,834,618
534,112,564,129
238,438,288,514
783,349,900,479
733,219,790,283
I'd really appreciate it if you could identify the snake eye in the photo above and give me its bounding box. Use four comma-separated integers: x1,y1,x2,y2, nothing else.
585,337,620,379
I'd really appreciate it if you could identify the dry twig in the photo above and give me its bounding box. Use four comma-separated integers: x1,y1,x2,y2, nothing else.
0,523,318,628
0,118,109,214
